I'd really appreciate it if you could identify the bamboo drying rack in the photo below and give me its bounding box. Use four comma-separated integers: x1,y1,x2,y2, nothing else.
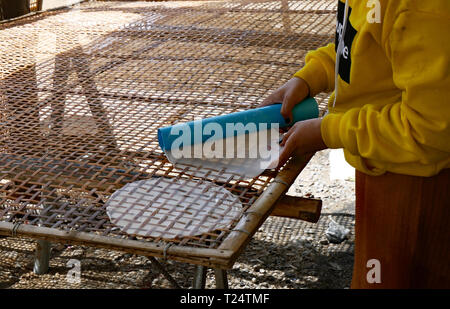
0,0,336,287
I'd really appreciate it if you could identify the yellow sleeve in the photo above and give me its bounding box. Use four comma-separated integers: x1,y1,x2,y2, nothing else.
321,11,450,172
293,43,336,96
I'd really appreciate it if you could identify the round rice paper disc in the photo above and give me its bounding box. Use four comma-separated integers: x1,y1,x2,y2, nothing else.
105,177,242,239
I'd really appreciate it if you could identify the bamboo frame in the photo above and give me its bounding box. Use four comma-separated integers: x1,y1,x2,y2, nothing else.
0,154,311,269
0,0,335,275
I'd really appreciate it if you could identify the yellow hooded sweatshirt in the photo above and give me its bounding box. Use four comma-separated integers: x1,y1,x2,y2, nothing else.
294,0,450,176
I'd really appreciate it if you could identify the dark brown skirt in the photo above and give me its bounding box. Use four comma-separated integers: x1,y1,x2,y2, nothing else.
352,168,450,288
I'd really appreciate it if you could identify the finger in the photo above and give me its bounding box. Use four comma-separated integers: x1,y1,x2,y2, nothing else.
280,95,297,124
259,95,275,107
259,91,283,108
279,128,294,146
277,132,298,168
276,143,292,169
279,127,289,134
279,124,297,146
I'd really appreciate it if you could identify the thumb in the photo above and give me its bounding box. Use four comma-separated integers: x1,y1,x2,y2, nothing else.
259,91,283,108
280,95,296,125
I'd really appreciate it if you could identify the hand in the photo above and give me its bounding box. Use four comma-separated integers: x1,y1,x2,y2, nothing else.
259,77,310,123
277,118,327,168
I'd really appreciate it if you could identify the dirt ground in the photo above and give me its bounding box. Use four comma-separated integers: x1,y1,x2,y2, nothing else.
0,149,356,289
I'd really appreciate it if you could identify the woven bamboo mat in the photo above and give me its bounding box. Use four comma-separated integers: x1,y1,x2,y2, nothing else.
0,0,336,265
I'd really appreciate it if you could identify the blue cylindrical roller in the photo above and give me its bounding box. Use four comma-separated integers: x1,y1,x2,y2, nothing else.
158,97,319,152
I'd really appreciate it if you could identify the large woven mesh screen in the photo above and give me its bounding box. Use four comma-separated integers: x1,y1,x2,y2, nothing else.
0,0,336,252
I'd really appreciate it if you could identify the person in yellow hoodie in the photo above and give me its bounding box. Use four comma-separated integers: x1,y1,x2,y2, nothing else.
261,0,450,288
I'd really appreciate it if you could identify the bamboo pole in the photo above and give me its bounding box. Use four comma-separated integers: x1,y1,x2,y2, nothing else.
33,239,50,274
214,154,314,266
0,221,234,267
270,195,322,223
